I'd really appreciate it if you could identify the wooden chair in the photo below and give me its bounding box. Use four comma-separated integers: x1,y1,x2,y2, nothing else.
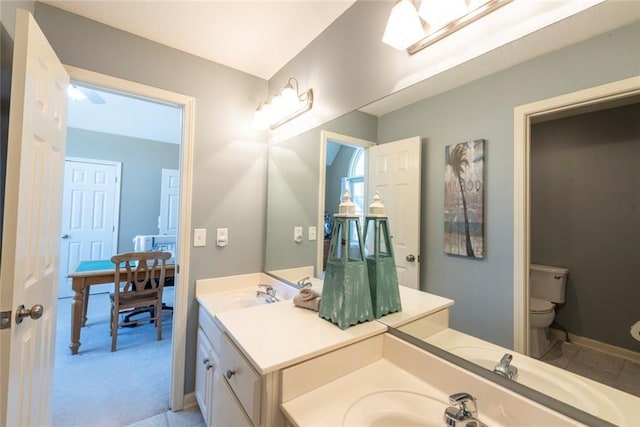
110,251,171,352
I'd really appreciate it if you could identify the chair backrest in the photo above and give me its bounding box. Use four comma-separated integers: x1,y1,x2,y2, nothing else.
110,251,171,300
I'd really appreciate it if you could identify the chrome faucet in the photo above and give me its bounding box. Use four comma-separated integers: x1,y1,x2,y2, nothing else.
256,284,279,303
294,276,313,290
444,392,487,427
493,353,518,381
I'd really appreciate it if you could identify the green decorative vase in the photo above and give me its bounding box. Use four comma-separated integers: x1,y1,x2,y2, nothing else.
363,193,402,318
319,191,374,329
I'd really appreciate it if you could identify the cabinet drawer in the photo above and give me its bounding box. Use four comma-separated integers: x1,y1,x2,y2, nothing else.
220,333,261,426
199,306,222,353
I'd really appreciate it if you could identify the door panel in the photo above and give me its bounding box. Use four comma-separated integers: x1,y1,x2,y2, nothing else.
159,168,179,235
58,159,119,298
367,137,421,289
1,10,69,426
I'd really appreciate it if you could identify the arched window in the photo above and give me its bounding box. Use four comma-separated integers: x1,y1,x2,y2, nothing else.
339,147,365,244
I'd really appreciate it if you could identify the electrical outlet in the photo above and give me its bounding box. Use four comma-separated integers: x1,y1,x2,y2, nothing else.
294,226,303,243
216,228,228,247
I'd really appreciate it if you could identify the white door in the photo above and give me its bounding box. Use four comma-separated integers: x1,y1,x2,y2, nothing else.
367,137,421,289
58,159,120,298
158,168,179,235
0,10,68,426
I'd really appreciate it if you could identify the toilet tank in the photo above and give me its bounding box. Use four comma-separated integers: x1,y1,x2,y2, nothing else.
530,264,569,303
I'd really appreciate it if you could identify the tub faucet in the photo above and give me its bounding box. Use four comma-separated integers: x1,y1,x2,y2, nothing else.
294,276,312,289
444,393,487,427
256,284,279,303
493,353,518,381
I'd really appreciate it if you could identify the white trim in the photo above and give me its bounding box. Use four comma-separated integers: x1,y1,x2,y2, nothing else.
65,65,196,411
318,131,376,277
64,157,122,254
513,76,640,354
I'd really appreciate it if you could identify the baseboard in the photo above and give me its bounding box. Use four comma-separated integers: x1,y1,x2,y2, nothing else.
550,328,640,364
180,392,198,411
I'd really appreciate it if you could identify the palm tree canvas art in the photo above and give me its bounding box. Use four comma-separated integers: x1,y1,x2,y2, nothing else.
444,139,485,258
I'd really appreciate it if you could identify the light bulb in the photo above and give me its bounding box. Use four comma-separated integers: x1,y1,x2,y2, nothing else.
251,108,269,130
280,86,299,111
382,0,425,50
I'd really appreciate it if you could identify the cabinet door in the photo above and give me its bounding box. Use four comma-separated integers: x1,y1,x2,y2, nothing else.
215,379,253,427
196,328,214,425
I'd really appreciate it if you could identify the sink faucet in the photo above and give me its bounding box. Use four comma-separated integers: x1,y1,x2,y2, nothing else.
444,392,487,427
493,353,518,381
294,276,312,290
256,284,279,303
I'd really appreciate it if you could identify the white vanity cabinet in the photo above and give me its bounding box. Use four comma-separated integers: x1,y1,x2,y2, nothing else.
196,307,223,426
197,306,281,427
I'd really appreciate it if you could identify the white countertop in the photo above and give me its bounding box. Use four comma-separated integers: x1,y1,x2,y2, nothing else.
214,300,387,374
196,272,454,376
378,285,454,327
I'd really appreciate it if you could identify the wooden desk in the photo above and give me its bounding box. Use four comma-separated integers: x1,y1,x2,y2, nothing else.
66,259,175,354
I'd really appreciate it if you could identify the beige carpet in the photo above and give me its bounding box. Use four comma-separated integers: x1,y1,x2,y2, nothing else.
52,290,174,426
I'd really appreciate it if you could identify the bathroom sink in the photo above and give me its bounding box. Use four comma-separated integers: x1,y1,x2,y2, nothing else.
341,390,446,427
202,281,301,313
443,344,627,425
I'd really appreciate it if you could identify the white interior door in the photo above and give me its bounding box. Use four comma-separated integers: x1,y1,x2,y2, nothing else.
367,137,422,289
158,168,179,235
0,10,68,426
58,158,120,298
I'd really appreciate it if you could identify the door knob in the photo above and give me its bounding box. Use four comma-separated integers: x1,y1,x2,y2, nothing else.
15,304,44,324
61,234,69,239
406,254,416,262
225,369,236,379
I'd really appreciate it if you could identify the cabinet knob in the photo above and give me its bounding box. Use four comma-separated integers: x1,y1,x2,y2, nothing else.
225,369,236,379
203,358,214,370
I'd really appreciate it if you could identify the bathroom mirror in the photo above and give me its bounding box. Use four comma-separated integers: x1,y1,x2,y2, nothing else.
264,5,640,425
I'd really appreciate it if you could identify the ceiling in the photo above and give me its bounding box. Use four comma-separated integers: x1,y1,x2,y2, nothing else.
41,0,356,80
55,0,356,143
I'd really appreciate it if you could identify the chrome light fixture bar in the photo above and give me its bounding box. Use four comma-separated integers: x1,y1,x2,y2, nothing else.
408,0,512,55
252,78,314,130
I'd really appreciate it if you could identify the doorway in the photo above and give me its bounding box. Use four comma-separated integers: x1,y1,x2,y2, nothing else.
54,66,195,421
513,76,640,355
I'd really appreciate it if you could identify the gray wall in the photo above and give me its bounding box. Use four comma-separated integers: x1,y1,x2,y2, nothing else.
66,128,180,252
374,23,640,348
531,104,640,352
265,109,376,272
31,2,267,394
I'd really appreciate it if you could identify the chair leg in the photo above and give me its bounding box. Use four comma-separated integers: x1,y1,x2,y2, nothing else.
156,301,162,341
111,306,118,352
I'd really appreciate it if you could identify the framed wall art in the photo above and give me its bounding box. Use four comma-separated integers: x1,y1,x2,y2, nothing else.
444,139,485,259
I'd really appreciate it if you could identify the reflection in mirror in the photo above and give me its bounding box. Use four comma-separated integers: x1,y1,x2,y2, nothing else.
265,9,640,425
265,110,377,280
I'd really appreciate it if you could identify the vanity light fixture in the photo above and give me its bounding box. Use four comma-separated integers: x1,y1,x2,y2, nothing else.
252,78,313,130
382,0,512,55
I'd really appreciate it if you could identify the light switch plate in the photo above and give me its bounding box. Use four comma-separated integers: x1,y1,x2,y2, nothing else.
308,226,317,241
193,228,206,247
294,226,303,243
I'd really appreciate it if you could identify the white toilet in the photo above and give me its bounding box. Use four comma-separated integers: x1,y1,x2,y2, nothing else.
529,263,570,359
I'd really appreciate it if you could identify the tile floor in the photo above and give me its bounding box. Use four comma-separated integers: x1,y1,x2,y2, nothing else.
127,406,205,427
541,339,640,397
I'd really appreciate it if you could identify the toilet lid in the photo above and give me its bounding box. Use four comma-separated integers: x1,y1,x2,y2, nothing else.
530,297,554,313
